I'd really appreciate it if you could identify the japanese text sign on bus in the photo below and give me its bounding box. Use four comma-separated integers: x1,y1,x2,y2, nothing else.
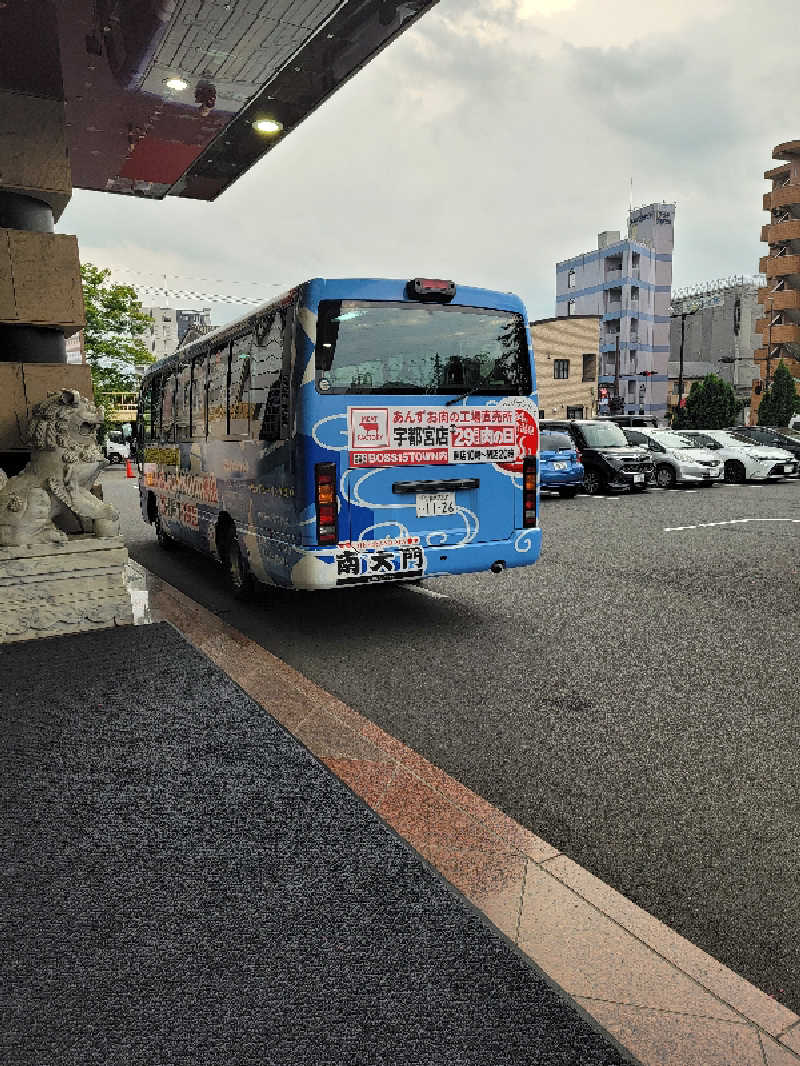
347,405,537,471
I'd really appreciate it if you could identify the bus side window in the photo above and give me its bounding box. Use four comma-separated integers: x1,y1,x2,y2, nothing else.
176,363,192,442
150,375,162,441
208,344,228,441
141,383,152,441
229,334,252,439
161,372,177,443
251,311,286,441
191,354,207,439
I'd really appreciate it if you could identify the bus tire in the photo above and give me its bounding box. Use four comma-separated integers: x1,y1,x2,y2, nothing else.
148,493,177,550
221,526,255,600
154,509,177,550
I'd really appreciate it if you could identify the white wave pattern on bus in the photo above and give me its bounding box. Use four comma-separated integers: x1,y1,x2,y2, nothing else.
515,528,538,553
311,413,349,451
350,467,478,548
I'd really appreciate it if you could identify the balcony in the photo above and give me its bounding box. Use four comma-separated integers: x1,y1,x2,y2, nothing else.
754,347,800,371
762,220,800,244
605,269,622,283
764,185,800,211
757,287,800,310
759,253,800,277
756,322,800,345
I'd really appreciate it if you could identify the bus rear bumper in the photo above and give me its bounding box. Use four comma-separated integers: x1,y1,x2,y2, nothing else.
286,530,543,591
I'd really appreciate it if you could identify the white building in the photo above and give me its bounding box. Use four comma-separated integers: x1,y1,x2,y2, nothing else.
142,306,212,363
669,276,762,424
555,203,675,418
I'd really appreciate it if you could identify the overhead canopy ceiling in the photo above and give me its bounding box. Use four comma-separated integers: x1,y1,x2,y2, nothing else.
1,0,438,203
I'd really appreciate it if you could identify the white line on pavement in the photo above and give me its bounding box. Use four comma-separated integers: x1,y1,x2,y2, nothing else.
664,517,800,533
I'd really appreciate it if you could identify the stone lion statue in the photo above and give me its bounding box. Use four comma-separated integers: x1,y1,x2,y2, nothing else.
0,389,120,548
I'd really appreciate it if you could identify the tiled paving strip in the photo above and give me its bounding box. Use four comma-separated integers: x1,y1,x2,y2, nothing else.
134,564,800,1066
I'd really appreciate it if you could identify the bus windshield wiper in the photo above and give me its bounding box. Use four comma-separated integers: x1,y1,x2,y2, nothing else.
445,373,502,406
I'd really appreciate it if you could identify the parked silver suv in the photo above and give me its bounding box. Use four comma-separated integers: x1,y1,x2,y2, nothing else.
622,428,722,488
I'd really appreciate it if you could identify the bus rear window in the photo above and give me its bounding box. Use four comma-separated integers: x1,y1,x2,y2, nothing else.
315,300,531,395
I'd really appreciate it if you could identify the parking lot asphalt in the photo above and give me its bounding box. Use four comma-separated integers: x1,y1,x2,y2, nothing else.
106,470,800,1013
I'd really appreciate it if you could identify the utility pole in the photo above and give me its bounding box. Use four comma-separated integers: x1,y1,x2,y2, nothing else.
614,332,621,408
766,295,775,390
678,312,686,409
677,305,697,410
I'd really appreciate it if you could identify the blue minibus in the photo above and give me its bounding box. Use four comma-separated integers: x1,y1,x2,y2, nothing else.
136,277,541,593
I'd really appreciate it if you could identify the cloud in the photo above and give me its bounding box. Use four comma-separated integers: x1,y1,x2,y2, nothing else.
59,0,800,327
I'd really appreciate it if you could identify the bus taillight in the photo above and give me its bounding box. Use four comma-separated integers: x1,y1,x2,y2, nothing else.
315,463,338,545
522,457,537,528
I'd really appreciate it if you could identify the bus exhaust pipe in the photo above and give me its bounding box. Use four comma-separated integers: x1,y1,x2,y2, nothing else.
490,561,506,574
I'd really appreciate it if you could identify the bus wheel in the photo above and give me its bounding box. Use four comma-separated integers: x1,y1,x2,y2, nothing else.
222,529,255,600
153,510,177,550
149,495,176,550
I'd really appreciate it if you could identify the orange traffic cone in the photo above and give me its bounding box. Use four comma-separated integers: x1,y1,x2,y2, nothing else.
125,459,135,479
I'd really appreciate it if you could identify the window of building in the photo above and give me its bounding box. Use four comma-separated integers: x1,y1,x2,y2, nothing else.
567,300,575,317
631,252,640,268
567,269,576,289
582,354,595,382
554,359,569,379
630,287,639,303
627,378,636,396
566,405,584,418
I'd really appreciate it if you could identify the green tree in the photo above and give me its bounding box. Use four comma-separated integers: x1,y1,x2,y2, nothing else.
80,262,154,404
757,360,800,426
671,373,741,430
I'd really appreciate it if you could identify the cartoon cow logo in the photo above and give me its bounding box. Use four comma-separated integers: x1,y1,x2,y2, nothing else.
359,415,380,441
349,408,390,449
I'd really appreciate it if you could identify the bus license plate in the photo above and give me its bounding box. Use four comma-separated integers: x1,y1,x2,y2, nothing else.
416,492,457,518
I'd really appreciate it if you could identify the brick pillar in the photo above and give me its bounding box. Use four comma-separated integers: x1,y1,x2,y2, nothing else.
0,0,91,470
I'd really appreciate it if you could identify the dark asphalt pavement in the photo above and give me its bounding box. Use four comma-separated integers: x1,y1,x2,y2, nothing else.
106,470,800,1013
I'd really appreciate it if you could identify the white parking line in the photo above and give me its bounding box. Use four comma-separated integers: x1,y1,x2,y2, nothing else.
664,517,800,533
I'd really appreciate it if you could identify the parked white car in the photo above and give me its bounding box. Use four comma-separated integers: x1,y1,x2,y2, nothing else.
680,430,798,483
622,428,722,488
104,431,131,464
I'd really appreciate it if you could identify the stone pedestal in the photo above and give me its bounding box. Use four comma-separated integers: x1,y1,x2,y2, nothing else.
0,535,133,643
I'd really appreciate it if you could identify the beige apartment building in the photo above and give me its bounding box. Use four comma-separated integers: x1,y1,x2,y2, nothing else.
531,316,601,420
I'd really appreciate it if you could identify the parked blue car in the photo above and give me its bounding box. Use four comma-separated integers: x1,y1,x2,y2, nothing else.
539,431,584,498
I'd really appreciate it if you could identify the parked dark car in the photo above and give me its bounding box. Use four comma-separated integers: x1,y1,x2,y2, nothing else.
598,414,661,429
540,419,654,495
539,431,584,498
725,426,800,474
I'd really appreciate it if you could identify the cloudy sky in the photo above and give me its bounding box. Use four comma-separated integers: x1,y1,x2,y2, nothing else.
59,0,800,327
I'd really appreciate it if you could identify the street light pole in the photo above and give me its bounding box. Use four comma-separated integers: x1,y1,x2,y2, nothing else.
766,295,774,389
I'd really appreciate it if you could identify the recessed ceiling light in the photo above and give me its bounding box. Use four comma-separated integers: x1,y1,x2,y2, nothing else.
165,76,188,91
252,118,283,135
